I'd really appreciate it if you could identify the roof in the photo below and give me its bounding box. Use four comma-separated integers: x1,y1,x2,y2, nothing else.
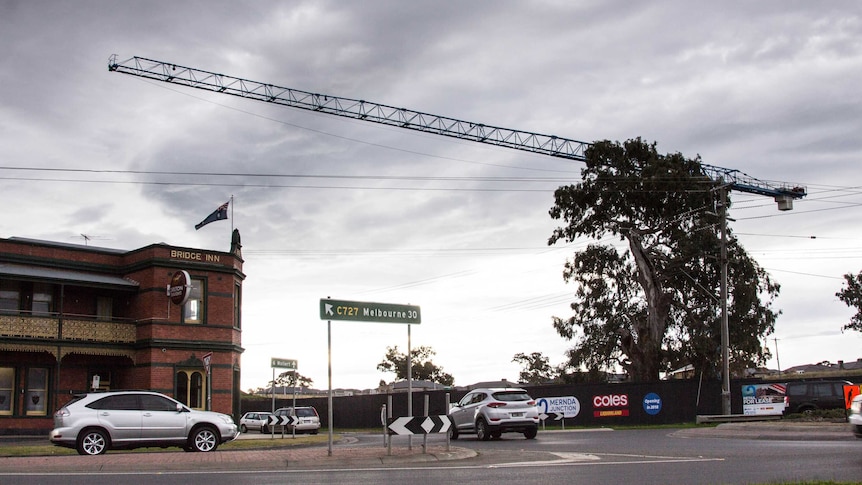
0,263,139,289
7,237,127,254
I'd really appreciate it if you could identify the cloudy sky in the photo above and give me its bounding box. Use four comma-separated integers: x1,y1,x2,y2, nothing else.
2,1,861,391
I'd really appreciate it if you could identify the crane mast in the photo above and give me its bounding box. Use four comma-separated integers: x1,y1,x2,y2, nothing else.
107,55,806,206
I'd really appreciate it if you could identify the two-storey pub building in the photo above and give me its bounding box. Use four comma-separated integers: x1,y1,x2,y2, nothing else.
0,234,244,434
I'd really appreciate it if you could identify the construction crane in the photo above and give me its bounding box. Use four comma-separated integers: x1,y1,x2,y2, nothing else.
109,54,807,416
108,55,806,207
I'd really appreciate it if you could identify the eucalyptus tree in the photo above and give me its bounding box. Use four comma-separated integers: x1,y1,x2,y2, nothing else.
836,271,862,332
377,345,454,386
548,138,779,381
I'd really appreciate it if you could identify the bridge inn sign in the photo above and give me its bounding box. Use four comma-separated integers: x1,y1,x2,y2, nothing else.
319,298,420,324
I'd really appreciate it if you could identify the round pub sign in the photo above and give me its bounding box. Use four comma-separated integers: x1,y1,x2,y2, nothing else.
168,270,192,305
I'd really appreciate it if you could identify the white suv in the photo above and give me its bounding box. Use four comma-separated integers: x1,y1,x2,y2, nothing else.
266,406,321,434
50,390,239,455
850,393,862,439
448,388,539,440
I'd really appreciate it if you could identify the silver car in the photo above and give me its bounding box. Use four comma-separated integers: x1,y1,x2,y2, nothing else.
49,390,239,455
239,411,273,433
448,388,539,440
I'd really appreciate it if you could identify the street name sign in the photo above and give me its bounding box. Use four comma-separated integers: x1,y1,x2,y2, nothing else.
271,358,297,370
319,298,421,324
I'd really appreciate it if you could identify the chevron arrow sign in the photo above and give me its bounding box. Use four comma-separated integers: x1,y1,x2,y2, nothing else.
538,412,565,421
267,415,300,427
387,415,451,435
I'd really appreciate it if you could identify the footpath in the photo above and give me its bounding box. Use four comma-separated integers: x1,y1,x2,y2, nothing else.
0,434,477,473
672,420,853,441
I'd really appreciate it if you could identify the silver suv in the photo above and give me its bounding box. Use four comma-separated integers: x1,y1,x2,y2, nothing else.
265,406,321,434
49,390,239,455
448,388,539,440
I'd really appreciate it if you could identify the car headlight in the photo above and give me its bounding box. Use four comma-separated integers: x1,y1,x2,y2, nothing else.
851,400,862,415
219,414,235,425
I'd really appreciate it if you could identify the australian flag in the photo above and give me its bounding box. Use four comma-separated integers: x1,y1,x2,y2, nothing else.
195,201,229,230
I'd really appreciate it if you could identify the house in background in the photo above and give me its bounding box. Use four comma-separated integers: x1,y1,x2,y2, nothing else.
0,234,244,434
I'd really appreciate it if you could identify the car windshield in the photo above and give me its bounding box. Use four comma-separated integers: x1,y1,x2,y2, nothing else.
295,408,316,417
492,391,531,402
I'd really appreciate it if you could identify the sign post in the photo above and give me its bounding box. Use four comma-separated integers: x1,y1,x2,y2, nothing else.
320,298,421,455
270,357,298,436
202,352,213,411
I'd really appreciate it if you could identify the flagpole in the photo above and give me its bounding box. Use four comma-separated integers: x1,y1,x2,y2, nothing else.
230,194,234,233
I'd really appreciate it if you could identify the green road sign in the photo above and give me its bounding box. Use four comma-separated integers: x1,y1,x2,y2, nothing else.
319,298,421,324
271,358,297,369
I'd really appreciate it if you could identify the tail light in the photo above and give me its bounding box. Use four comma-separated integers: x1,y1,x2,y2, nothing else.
486,402,507,408
527,400,536,406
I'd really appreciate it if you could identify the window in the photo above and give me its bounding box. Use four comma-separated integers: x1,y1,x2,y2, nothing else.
813,383,833,397
176,370,205,410
0,280,20,313
96,296,113,321
26,367,49,416
0,367,13,415
31,283,54,316
140,394,178,412
88,394,138,411
234,282,242,329
182,278,205,324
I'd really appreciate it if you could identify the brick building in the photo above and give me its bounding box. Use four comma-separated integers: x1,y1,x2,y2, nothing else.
0,233,244,434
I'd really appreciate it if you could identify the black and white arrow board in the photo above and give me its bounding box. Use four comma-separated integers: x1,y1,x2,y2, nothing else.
267,415,300,427
387,416,451,435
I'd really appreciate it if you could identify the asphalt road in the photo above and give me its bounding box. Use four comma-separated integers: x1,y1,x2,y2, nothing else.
0,424,859,484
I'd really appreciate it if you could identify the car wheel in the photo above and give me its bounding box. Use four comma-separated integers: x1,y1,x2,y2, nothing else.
262,424,270,434
190,426,219,452
491,431,502,439
449,425,459,440
77,428,109,455
524,427,538,439
240,424,248,433
476,418,490,441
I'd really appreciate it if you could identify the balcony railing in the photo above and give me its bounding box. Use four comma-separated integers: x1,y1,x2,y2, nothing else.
0,313,136,344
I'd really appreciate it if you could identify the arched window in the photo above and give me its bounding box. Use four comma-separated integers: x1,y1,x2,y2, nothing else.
175,369,206,410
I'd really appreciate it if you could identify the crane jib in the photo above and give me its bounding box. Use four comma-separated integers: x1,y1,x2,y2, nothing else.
107,54,805,201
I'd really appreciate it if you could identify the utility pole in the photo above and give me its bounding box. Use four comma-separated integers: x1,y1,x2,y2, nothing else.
773,337,781,375
719,185,731,416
